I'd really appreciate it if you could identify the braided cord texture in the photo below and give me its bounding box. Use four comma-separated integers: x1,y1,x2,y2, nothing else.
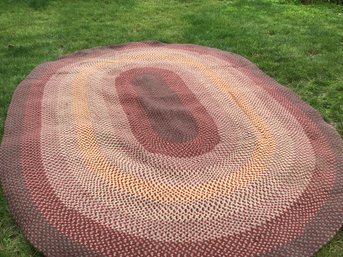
0,42,342,257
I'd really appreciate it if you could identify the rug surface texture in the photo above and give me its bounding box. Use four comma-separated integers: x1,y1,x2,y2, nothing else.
0,42,342,257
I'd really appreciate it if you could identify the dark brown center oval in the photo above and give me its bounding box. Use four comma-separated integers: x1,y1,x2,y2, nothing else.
132,73,198,143
115,67,220,157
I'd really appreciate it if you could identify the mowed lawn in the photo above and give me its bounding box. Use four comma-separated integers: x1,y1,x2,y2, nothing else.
0,0,342,256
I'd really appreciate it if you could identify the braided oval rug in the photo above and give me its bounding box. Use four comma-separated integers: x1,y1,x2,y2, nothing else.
1,42,342,257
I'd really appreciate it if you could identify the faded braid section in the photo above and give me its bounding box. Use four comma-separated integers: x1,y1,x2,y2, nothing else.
0,42,342,257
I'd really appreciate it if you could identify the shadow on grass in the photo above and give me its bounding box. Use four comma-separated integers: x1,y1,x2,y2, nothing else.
3,0,49,10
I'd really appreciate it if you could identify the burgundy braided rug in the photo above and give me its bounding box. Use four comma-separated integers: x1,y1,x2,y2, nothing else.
1,42,342,257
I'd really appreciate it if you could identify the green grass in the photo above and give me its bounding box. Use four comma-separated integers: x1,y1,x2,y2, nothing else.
0,0,342,256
